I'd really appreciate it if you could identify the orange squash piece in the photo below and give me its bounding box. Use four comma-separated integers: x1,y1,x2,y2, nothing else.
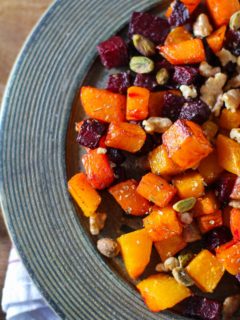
216,240,240,275
68,173,101,217
155,234,187,262
117,229,152,279
231,177,240,200
166,0,201,17
173,172,204,199
194,191,219,217
207,26,227,53
230,208,240,241
105,122,146,153
216,134,240,176
186,250,225,292
143,207,183,242
137,173,177,207
165,26,193,46
197,211,223,234
198,150,223,184
159,39,205,65
148,145,182,176
219,109,240,130
148,90,180,117
81,86,126,123
206,0,240,27
109,179,151,216
82,149,114,190
137,274,191,312
163,120,213,169
126,86,150,121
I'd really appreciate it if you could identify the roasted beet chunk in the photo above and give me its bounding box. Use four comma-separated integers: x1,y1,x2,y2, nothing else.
107,72,131,94
107,148,126,165
215,173,237,207
183,296,222,320
113,166,126,183
168,0,190,27
136,134,156,156
129,12,170,44
202,38,220,67
179,99,211,124
162,92,185,121
225,29,240,57
77,119,107,149
134,74,158,91
173,66,199,85
203,226,232,252
97,36,128,69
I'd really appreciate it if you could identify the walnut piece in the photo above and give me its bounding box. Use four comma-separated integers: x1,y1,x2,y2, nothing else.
223,89,240,112
229,200,240,209
199,61,221,78
212,94,224,117
89,212,107,235
96,147,107,154
142,117,172,134
180,85,198,99
225,74,240,90
230,128,240,143
193,14,213,38
216,48,237,66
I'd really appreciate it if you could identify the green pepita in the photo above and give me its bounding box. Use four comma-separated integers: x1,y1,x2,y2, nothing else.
230,11,240,31
178,252,194,268
156,68,169,85
132,34,156,57
173,197,197,213
130,56,154,74
172,267,195,287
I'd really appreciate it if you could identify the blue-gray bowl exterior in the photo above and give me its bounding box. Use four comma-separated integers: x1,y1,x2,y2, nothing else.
0,0,188,319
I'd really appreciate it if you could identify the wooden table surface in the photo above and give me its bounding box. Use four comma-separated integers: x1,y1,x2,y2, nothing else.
0,0,52,317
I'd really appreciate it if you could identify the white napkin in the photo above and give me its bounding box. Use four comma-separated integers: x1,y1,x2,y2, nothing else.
2,247,60,320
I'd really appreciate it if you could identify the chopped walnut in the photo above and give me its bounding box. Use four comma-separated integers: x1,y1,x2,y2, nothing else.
89,212,107,235
97,147,107,154
200,73,227,108
179,212,193,225
223,89,240,112
193,14,213,38
180,85,198,99
199,61,221,78
216,48,237,66
142,117,172,134
229,200,240,209
230,128,240,143
225,74,240,90
212,94,224,117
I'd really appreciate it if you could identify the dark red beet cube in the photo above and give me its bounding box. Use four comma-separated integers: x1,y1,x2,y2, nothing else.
129,12,170,44
107,72,131,94
136,134,156,156
215,173,237,207
183,296,222,320
134,74,158,91
225,29,240,57
97,36,128,69
77,119,107,149
173,66,199,85
202,38,221,67
179,99,211,125
168,0,190,27
113,166,126,183
162,92,186,121
203,226,232,252
107,148,126,165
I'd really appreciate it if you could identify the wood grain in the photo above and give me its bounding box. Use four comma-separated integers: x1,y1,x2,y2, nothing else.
0,0,52,318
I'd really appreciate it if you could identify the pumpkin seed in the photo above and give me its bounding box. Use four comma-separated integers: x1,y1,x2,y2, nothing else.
156,68,169,85
172,267,195,287
132,34,156,57
173,197,197,213
155,263,168,273
130,56,154,74
164,257,180,271
178,252,194,268
230,11,240,31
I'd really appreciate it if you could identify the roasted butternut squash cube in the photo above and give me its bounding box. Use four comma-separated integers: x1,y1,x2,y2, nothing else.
216,241,240,275
68,173,101,217
186,250,225,292
126,86,150,121
137,173,177,207
231,177,240,200
198,150,223,184
117,229,152,279
219,109,240,130
173,172,204,199
148,90,180,117
105,122,146,153
137,274,191,312
143,208,183,242
165,26,193,46
149,145,182,176
207,26,227,53
109,179,151,216
155,234,187,262
230,208,240,241
206,0,240,27
216,134,240,176
166,0,201,17
163,120,213,169
194,191,219,217
81,86,126,122
197,211,223,234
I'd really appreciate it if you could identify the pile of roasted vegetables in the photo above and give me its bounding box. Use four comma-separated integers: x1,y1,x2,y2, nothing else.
68,0,240,318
